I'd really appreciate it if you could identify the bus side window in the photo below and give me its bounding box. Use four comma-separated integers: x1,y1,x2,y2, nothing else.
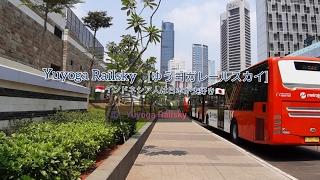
235,62,268,111
253,63,268,103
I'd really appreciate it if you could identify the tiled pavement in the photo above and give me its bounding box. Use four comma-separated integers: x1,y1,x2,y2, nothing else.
126,118,291,180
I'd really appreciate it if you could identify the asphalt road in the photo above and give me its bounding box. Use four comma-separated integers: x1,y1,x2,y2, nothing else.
200,122,320,180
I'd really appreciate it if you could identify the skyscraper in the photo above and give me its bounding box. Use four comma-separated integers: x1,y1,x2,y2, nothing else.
208,60,216,86
192,44,208,87
257,0,320,61
220,0,251,72
168,58,192,89
160,22,174,75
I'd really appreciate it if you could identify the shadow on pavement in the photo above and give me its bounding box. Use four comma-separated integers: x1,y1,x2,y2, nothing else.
140,145,188,156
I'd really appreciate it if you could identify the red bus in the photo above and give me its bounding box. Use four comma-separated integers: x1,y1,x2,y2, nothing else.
188,57,320,145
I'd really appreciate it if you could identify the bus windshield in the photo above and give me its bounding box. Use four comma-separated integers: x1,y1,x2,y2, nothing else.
278,60,320,89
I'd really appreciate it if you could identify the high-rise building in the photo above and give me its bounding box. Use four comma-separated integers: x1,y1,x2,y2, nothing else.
168,58,192,89
220,0,251,72
208,60,216,86
160,22,174,75
257,0,320,61
192,44,208,87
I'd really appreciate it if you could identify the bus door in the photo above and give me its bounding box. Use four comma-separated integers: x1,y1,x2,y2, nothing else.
218,95,225,129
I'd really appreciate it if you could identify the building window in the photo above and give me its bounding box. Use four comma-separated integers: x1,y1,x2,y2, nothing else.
270,43,274,51
54,26,63,39
277,14,282,21
277,22,283,31
302,24,308,32
292,15,298,22
280,44,284,51
269,22,273,30
245,8,249,15
268,14,273,21
293,23,298,31
229,8,239,16
304,6,310,13
70,60,74,66
312,24,317,32
301,15,307,22
272,4,278,11
295,4,300,12
51,64,61,71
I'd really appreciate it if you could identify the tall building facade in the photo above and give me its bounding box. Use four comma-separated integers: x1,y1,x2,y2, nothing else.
208,60,216,86
160,22,174,75
257,0,320,61
220,0,251,72
168,58,192,88
192,44,208,87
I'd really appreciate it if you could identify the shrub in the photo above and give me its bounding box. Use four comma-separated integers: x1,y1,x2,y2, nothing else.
0,110,137,179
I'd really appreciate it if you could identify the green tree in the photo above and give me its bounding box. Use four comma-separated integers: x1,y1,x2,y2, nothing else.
136,56,157,112
105,35,141,120
21,0,82,67
22,0,81,31
104,0,162,123
82,11,113,106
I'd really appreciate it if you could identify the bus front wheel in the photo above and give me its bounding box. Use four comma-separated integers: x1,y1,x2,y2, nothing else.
231,122,239,144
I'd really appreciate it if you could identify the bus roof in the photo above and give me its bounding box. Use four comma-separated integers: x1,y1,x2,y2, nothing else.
208,56,320,88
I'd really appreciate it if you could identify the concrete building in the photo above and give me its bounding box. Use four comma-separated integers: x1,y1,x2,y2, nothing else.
192,44,208,87
0,0,105,129
257,0,320,61
220,0,251,72
168,58,192,89
160,22,174,75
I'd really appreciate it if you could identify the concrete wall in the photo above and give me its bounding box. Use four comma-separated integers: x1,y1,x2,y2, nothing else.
0,0,64,70
0,0,107,130
0,57,89,130
0,0,105,72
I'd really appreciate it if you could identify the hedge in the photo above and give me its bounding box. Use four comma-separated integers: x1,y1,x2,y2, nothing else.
0,110,137,180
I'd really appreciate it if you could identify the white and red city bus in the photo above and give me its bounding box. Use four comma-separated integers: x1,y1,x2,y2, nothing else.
188,56,320,145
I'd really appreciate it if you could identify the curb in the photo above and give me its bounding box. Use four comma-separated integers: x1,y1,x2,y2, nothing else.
86,119,157,180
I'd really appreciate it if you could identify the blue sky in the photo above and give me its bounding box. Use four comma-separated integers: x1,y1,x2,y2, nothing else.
73,0,257,73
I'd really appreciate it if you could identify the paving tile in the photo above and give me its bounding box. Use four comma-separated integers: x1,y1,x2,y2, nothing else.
126,119,290,180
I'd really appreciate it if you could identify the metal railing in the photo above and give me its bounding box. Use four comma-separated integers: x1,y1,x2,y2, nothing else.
66,8,104,58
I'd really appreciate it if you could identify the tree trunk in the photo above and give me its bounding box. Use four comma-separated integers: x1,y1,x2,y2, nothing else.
37,11,48,69
130,93,134,115
87,30,97,110
149,98,152,113
105,90,114,123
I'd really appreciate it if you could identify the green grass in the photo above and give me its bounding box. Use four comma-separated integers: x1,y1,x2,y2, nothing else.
136,119,147,131
88,107,147,131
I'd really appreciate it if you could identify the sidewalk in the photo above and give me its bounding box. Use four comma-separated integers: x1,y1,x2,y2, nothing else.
126,118,292,180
